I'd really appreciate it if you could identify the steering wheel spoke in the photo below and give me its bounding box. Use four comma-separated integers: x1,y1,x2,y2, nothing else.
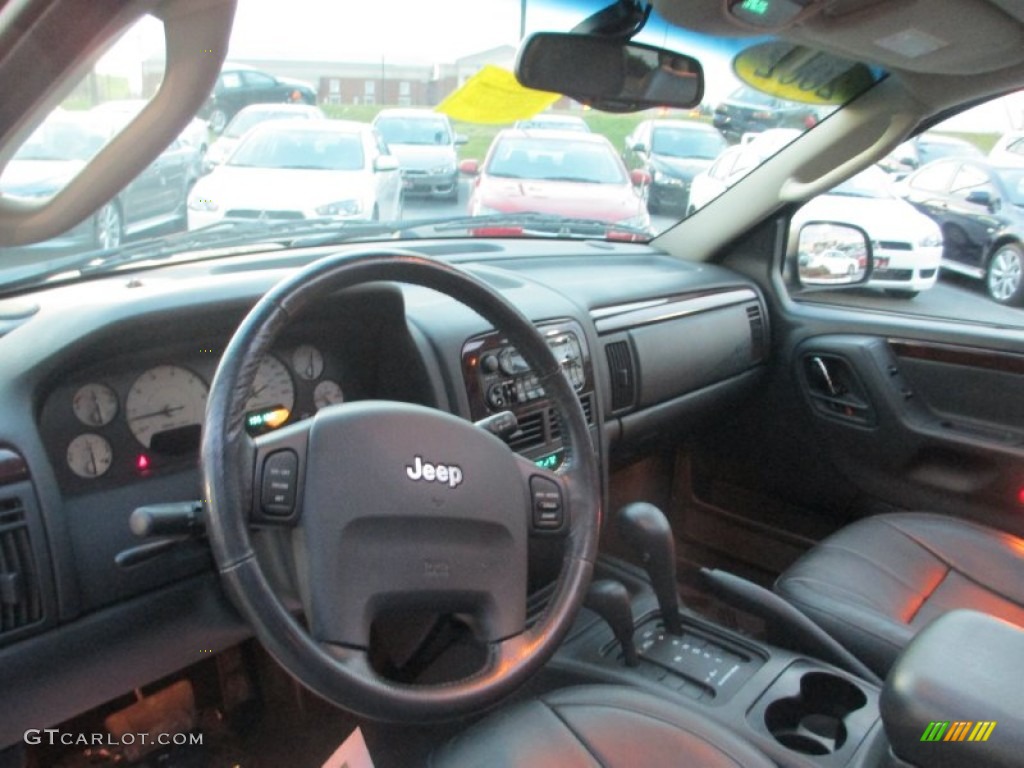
250,419,311,526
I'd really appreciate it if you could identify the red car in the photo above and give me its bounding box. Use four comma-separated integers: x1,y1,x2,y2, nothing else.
461,129,651,237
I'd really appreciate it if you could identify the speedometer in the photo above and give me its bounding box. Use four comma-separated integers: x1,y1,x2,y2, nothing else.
125,365,208,449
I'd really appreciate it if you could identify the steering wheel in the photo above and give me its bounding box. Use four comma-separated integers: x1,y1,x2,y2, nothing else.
200,249,602,722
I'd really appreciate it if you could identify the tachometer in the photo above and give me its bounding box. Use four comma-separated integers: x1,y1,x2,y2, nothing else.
125,365,208,449
72,383,118,427
66,433,113,478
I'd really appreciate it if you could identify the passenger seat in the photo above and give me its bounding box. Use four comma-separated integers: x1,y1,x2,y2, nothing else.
774,512,1024,676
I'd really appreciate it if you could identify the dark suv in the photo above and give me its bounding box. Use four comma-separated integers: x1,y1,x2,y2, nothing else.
712,85,822,143
200,65,317,134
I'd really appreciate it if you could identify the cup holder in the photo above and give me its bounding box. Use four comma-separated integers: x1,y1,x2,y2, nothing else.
764,672,867,755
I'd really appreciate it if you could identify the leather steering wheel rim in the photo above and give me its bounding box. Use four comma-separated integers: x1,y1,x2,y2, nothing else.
200,248,601,722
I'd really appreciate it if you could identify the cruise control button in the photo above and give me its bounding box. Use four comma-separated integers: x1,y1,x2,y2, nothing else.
261,449,298,516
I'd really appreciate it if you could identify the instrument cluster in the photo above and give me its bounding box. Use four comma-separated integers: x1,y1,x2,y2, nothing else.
41,340,347,494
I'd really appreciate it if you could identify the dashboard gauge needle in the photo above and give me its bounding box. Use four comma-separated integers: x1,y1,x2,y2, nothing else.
87,445,97,476
91,392,103,425
305,354,315,379
130,404,185,421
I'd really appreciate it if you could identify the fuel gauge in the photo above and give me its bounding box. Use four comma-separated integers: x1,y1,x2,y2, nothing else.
314,379,344,409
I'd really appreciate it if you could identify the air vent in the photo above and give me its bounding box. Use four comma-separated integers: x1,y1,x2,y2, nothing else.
549,394,595,440
508,410,546,452
746,304,766,363
605,341,636,412
0,497,43,635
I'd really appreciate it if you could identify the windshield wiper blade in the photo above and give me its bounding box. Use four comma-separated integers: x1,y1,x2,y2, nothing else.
409,212,650,238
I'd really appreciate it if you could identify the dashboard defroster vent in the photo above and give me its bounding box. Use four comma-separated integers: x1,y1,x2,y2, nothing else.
747,304,766,362
549,394,596,440
605,341,636,412
0,497,43,635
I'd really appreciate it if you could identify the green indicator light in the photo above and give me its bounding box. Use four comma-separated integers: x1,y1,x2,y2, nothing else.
741,0,770,15
534,452,562,470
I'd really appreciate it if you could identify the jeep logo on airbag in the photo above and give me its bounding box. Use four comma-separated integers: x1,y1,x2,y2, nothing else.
405,455,463,488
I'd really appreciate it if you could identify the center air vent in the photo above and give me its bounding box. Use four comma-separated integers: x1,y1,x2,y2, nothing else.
605,340,637,412
0,496,43,635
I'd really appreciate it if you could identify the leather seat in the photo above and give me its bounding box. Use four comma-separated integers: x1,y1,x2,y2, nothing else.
775,512,1024,676
430,684,775,767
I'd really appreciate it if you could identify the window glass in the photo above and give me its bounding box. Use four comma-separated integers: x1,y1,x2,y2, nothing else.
787,91,1024,326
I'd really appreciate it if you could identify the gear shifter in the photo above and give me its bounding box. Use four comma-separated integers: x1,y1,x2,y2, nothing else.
617,502,683,635
585,579,638,666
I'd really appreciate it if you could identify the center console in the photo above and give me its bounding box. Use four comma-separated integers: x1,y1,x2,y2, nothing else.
550,501,888,768
461,318,595,466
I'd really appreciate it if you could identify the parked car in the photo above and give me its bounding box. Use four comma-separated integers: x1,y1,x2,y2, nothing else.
90,99,210,158
688,128,801,213
371,108,466,200
900,156,1024,304
514,114,590,132
878,133,984,176
199,64,317,134
187,120,401,229
712,85,822,143
794,165,942,298
203,103,326,172
0,109,198,258
988,129,1024,167
622,119,727,213
461,129,650,235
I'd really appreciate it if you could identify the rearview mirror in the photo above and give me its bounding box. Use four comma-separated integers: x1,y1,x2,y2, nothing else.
515,32,703,113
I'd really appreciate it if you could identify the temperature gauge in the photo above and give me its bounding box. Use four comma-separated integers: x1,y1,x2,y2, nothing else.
314,379,344,409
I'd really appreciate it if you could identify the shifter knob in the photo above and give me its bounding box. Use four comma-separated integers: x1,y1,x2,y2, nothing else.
585,579,638,667
617,502,683,635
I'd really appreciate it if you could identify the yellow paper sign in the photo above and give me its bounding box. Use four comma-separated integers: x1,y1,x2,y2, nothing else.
733,42,877,106
436,65,561,124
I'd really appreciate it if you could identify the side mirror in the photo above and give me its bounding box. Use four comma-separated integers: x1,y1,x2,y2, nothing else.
516,32,703,112
459,159,479,176
374,155,400,172
795,222,873,288
629,169,650,187
966,189,997,210
455,134,469,146
630,141,647,153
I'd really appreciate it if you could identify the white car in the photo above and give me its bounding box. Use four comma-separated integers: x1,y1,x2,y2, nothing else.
988,130,1024,167
187,120,401,229
688,128,801,213
203,103,326,172
794,166,942,297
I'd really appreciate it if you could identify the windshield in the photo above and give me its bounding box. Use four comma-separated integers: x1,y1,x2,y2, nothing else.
830,166,892,198
0,0,886,291
996,168,1024,205
375,117,452,145
651,127,726,159
486,136,627,184
13,116,108,163
228,127,365,170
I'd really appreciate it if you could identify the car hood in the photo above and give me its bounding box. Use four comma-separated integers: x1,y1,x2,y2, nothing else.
795,194,941,242
476,177,643,222
388,143,456,171
194,166,372,209
0,159,84,195
651,155,714,180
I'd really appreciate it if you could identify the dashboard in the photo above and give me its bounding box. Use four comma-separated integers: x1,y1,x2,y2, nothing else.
0,238,767,747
